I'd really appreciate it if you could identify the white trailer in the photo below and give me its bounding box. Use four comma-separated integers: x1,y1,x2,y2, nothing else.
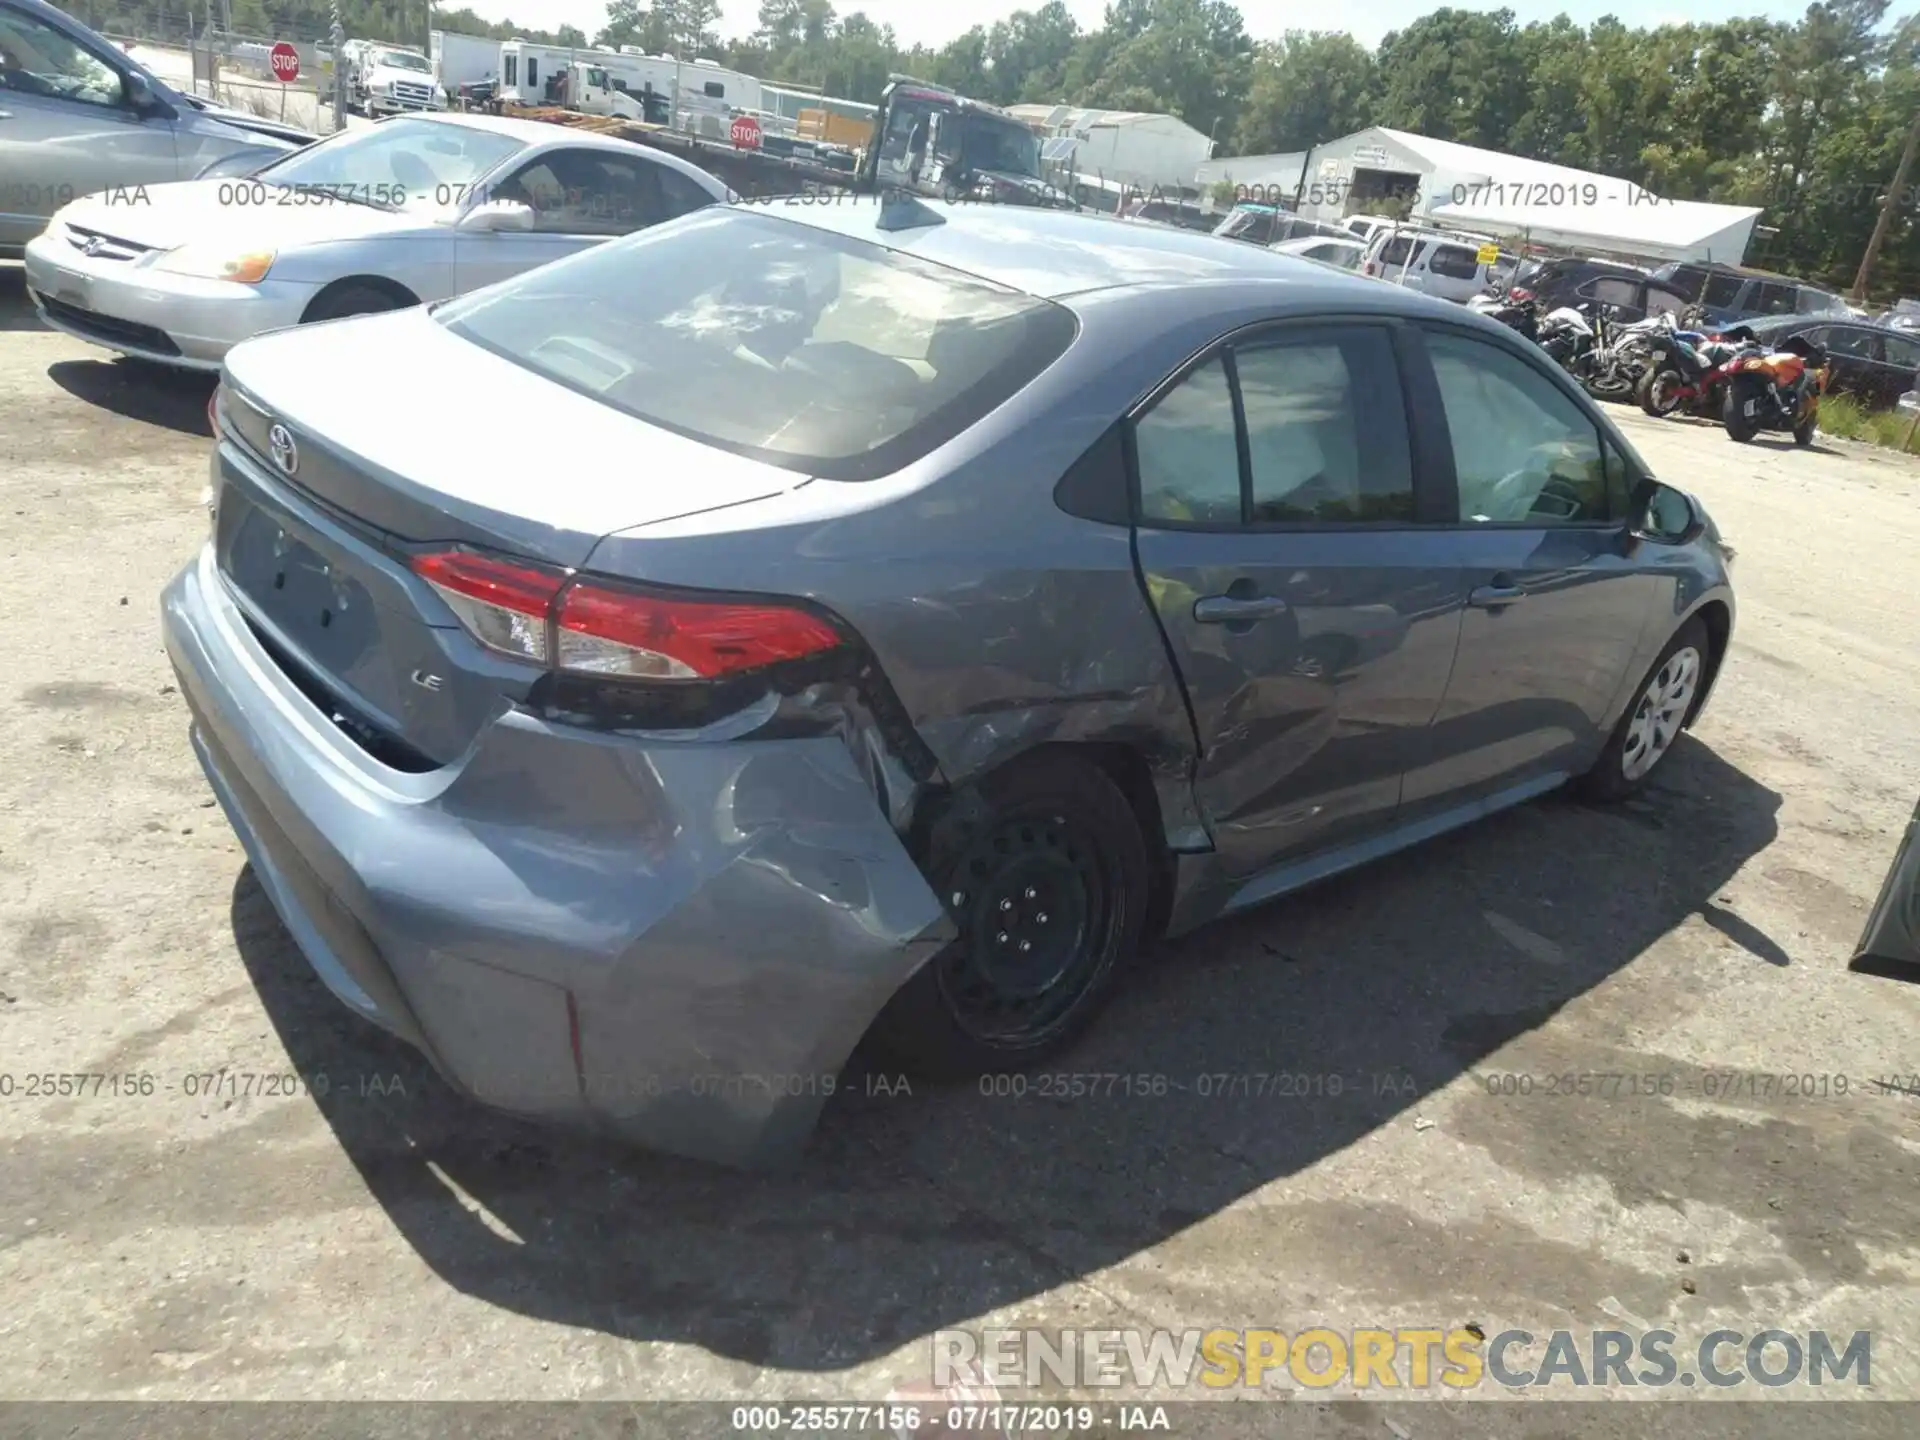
430,30,500,94
1009,105,1214,193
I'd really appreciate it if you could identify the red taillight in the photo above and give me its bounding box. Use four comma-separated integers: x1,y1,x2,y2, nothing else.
410,549,842,680
1509,286,1533,301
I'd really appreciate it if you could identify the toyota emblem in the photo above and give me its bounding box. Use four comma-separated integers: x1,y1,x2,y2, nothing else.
267,423,298,476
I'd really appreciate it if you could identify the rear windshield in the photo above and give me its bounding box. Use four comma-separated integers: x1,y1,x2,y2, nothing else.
438,208,1077,481
1215,207,1275,242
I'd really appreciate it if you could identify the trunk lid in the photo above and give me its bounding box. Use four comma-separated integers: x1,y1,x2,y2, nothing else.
215,307,807,766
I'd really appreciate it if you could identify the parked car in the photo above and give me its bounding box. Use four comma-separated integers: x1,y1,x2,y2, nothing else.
1272,234,1367,271
1856,796,1920,975
1121,196,1214,233
1342,214,1399,246
1213,203,1349,248
1716,315,1920,409
0,0,315,258
1511,258,1694,325
1653,261,1850,326
163,199,1735,1168
1363,226,1518,301
24,112,730,371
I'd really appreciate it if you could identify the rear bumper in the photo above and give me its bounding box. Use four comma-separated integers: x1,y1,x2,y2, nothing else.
24,230,316,370
162,543,953,1168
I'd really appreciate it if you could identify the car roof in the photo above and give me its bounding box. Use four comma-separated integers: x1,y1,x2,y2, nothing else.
383,113,725,186
737,200,1402,302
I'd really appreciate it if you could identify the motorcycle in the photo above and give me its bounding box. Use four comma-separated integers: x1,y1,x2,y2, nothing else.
1721,333,1829,445
1467,290,1541,342
1537,304,1598,377
1636,324,1759,418
1587,310,1686,402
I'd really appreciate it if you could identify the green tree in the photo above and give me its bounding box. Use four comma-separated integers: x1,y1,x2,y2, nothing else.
1234,31,1374,154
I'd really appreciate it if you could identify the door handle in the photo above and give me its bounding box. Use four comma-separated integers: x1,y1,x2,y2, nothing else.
1469,581,1527,608
1194,594,1289,624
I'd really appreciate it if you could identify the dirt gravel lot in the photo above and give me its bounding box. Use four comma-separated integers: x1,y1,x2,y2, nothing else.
4,262,1920,1423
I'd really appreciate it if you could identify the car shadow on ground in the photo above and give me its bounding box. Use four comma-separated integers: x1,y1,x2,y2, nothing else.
47,359,213,437
0,264,47,332
229,737,1780,1371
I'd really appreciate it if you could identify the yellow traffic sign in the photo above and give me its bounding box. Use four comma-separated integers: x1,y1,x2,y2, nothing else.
1475,243,1500,264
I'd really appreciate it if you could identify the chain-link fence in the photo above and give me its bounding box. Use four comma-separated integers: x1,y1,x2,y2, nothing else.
63,3,349,133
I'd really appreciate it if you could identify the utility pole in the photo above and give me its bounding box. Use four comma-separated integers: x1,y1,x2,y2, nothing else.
1852,107,1920,303
1853,19,1920,304
330,0,346,133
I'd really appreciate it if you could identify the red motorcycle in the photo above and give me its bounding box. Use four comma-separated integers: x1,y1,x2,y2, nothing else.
1636,324,1760,419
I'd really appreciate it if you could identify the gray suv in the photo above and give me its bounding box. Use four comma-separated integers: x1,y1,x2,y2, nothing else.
1654,261,1850,327
0,0,311,257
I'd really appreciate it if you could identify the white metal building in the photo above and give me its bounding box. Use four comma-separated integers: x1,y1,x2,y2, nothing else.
1289,126,1761,264
1195,150,1306,202
1007,104,1215,191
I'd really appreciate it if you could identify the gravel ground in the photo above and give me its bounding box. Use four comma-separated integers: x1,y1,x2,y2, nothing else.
3,262,1920,1423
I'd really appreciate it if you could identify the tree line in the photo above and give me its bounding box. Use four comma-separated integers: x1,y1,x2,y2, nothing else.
64,0,1920,298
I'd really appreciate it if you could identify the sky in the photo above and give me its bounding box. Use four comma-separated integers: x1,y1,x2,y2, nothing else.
454,0,1818,54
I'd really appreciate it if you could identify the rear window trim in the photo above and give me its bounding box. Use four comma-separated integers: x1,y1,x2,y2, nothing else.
437,208,1080,483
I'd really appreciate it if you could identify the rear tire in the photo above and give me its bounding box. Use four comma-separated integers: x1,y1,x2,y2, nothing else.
867,753,1150,1080
303,283,413,324
1723,376,1762,442
1794,413,1817,446
1579,618,1709,802
1637,367,1683,417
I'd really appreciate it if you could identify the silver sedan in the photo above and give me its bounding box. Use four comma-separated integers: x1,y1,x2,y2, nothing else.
23,112,731,371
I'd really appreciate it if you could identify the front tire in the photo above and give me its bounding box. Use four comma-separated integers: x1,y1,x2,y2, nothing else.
1580,618,1709,802
1723,376,1762,442
867,753,1150,1080
1794,411,1817,446
304,283,412,324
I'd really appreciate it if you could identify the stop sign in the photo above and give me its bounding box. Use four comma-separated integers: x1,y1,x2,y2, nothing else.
269,41,299,83
730,114,761,150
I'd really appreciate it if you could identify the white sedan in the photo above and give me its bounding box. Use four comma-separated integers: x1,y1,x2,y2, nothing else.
1271,235,1368,272
23,112,731,371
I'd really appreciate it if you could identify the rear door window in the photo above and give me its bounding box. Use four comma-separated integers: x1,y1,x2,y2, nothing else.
1702,273,1746,309
1428,244,1481,280
1579,277,1642,308
1883,333,1920,370
1134,356,1242,525
1822,327,1878,359
1235,329,1415,524
1752,282,1799,316
1376,235,1417,267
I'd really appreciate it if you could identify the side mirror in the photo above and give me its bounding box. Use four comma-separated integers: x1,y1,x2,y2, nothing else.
1629,479,1703,545
459,200,536,233
125,72,164,114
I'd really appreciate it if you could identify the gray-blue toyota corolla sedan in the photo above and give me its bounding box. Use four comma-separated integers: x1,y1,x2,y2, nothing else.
163,195,1736,1168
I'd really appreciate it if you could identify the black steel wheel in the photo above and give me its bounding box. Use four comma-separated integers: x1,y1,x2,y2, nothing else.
868,753,1150,1079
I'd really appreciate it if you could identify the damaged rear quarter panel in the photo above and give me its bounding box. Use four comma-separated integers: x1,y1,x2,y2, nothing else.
579,291,1274,857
